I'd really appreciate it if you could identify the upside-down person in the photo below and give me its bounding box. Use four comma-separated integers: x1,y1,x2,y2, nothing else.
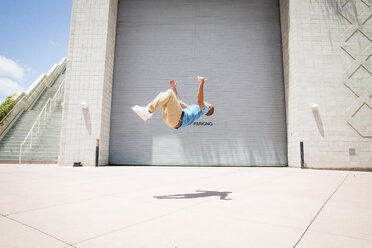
132,76,214,129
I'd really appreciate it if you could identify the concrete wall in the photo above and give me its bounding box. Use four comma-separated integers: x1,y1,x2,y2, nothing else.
62,0,371,168
59,0,118,166
281,0,372,169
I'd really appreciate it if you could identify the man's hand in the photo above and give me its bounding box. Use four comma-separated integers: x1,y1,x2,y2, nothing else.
197,76,207,84
170,80,178,89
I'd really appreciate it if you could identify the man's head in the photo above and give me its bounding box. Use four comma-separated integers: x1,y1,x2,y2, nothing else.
205,102,214,116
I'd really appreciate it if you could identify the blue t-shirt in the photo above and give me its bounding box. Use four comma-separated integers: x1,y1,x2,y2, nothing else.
180,104,209,128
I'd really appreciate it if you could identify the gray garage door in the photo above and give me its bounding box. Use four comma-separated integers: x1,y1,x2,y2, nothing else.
109,0,287,166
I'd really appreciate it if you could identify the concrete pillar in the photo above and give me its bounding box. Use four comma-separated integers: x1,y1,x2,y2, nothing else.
59,0,118,166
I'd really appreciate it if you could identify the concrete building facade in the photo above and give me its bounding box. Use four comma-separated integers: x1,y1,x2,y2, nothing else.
281,0,372,169
60,0,372,169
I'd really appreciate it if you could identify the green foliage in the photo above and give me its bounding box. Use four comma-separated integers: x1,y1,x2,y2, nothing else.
0,94,17,122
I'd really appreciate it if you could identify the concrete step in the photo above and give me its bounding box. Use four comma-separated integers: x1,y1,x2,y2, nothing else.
6,124,61,130
4,138,61,145
0,160,57,164
0,137,62,146
0,151,58,157
1,128,61,137
2,154,60,159
1,150,59,156
0,146,59,151
0,141,60,147
0,149,59,156
0,72,64,163
5,127,61,134
0,151,58,156
2,128,60,134
4,122,61,129
0,151,59,156
6,119,61,127
1,142,60,147
0,148,59,152
0,138,61,143
14,115,40,120
1,130,61,138
0,156,58,160
6,117,59,126
0,141,60,146
1,137,61,142
5,125,62,130
3,134,60,140
1,133,61,139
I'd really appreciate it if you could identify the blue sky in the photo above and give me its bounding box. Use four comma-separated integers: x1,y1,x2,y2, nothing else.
0,0,72,103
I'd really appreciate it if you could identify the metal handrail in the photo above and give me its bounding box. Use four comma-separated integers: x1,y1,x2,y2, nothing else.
18,79,65,164
19,98,51,164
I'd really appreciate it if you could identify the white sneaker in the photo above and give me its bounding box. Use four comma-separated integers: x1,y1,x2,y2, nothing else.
131,105,152,121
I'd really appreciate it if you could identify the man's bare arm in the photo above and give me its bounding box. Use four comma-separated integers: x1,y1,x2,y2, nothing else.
197,76,206,110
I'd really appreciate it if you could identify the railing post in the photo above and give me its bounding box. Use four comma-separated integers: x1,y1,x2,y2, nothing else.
30,132,33,148
19,143,23,164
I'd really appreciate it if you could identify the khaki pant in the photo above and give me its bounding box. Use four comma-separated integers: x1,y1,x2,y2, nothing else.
147,89,182,128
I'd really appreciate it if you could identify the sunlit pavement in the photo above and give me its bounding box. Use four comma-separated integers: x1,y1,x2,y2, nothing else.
0,164,371,248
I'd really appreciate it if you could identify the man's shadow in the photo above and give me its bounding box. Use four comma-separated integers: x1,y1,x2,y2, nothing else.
154,190,232,200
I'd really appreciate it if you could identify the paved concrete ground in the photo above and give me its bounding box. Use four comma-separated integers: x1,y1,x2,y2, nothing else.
0,164,371,248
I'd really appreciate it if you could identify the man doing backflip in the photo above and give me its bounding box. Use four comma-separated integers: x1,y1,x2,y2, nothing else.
132,76,214,129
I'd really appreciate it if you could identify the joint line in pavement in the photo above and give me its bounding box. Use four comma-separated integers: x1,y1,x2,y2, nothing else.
292,173,350,248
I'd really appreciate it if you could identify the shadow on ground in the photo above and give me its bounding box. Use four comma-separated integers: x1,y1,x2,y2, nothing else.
154,190,232,200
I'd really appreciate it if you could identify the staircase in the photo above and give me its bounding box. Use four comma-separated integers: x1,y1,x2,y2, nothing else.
0,73,65,163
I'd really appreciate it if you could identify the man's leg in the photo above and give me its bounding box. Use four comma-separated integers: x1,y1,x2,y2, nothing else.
148,89,182,128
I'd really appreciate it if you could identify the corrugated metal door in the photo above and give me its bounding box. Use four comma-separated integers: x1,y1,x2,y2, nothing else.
109,0,287,166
